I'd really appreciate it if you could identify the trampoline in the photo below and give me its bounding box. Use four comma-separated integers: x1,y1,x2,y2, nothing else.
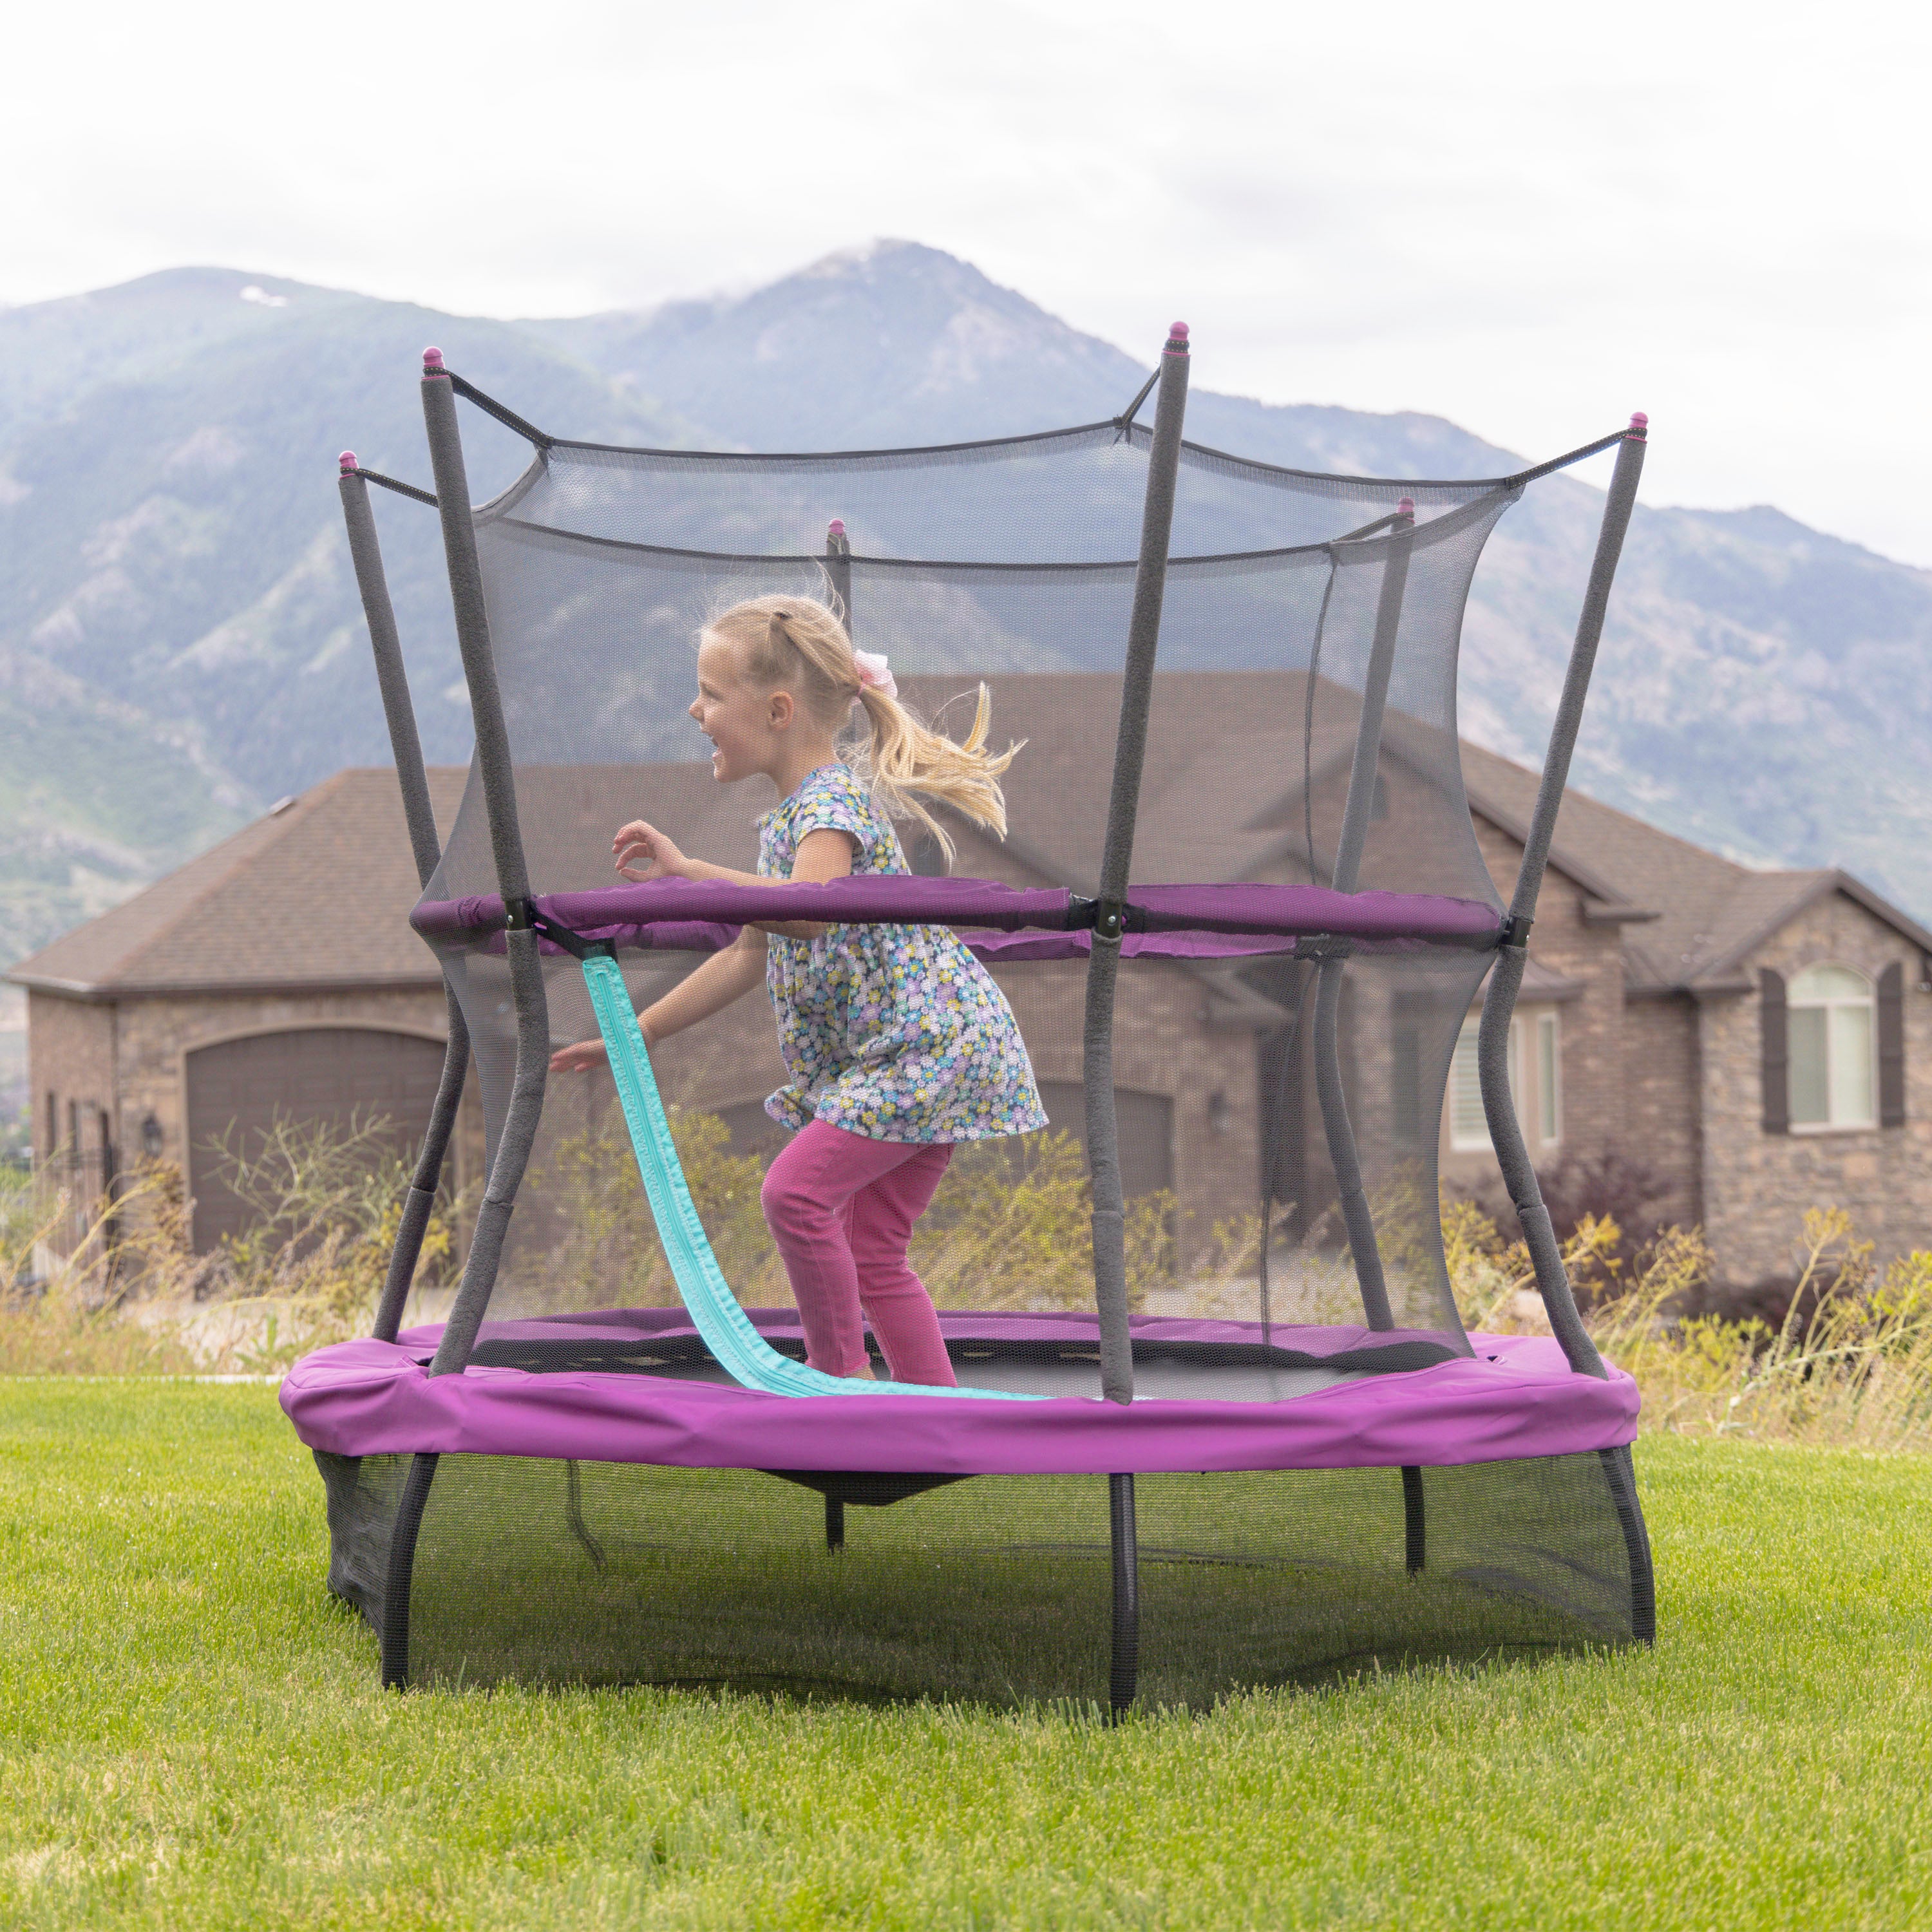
285,328,1654,1709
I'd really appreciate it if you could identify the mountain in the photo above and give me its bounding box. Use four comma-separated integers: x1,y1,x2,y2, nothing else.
4,242,1931,979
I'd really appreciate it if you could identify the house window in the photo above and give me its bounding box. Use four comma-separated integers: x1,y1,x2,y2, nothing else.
1449,1018,1519,1151
1449,1012,1556,1151
1537,1010,1562,1144
1788,964,1875,1129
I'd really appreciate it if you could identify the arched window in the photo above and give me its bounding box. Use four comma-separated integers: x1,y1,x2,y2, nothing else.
1788,965,1875,1129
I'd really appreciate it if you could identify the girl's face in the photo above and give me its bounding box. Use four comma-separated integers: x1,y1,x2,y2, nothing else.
689,634,793,783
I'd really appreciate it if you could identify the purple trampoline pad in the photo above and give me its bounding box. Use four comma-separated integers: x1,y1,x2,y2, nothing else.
282,1309,1639,1479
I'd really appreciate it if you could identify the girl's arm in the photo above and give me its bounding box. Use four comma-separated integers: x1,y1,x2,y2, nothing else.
612,819,854,942
549,925,768,1073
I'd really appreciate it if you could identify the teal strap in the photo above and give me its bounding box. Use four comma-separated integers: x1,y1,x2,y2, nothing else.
582,954,1039,1400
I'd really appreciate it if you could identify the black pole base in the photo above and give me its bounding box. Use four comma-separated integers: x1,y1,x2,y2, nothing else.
1402,1464,1426,1574
1599,1445,1656,1643
1108,1472,1140,1719
825,1496,845,1552
380,1451,439,1690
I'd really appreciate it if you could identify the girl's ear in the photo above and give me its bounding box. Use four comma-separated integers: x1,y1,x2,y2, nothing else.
767,688,796,732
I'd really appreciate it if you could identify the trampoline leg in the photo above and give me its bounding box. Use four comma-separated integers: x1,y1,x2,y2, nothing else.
564,1461,606,1571
1402,1464,1426,1573
1108,1473,1140,1719
1599,1445,1656,1644
1311,960,1394,1330
825,1495,845,1553
381,1452,439,1690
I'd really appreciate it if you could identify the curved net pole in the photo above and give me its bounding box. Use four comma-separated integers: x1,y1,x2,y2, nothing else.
1311,506,1416,1331
1480,417,1649,1380
337,457,471,1346
339,459,441,885
419,352,551,1380
1086,325,1191,1408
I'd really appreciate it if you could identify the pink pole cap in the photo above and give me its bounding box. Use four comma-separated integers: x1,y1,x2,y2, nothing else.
339,451,357,472
422,346,446,372
1169,321,1189,340
1629,411,1649,430
828,518,846,538
1397,497,1414,516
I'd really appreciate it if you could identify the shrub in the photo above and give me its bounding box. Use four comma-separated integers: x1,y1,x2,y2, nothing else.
0,1117,466,1374
1446,1197,1932,1452
1461,1148,1678,1306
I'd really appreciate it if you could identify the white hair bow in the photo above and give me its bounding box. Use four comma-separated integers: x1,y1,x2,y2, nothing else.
853,650,898,700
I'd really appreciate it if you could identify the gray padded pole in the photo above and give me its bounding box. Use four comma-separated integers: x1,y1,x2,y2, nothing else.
338,457,471,1346
429,931,547,1375
421,362,533,905
1479,418,1647,1380
372,985,470,1343
1309,507,1414,1331
339,462,442,886
1311,961,1394,1328
825,520,853,639
1331,506,1415,898
1108,1472,1140,1717
1084,325,1191,1405
420,353,550,1378
1505,422,1647,933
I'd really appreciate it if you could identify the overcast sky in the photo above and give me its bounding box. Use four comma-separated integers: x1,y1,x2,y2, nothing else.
6,0,1928,564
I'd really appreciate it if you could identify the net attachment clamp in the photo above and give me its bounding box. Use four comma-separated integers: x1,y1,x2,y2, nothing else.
1292,934,1354,962
1067,896,1147,943
506,897,615,961
1499,913,1534,951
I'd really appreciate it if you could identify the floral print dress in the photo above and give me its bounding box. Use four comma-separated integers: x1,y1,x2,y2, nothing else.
758,764,1048,1144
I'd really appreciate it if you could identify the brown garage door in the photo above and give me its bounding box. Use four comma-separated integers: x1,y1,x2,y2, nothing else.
185,1028,446,1253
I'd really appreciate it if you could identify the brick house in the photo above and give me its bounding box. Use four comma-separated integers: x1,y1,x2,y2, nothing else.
15,692,1932,1287
10,770,475,1255
1459,743,1932,1284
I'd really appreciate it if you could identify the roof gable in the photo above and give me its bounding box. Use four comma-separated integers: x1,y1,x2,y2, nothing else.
8,768,468,998
1458,742,1932,987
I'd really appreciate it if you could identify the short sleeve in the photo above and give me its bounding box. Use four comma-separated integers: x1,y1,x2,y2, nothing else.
787,770,873,858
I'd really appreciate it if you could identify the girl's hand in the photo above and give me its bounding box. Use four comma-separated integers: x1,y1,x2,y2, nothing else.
549,1038,610,1074
613,819,688,882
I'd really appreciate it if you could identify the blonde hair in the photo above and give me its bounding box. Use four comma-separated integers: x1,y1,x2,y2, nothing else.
704,594,1018,865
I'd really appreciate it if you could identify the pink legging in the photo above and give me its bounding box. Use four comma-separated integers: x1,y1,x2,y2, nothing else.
759,1121,958,1385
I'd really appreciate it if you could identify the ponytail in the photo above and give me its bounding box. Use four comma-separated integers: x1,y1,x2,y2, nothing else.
854,679,1013,862
705,594,1019,866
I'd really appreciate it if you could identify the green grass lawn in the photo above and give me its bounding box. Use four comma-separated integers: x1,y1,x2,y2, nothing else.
2,1384,1928,1930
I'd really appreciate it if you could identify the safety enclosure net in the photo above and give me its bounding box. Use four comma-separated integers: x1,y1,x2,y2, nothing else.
417,426,1521,1384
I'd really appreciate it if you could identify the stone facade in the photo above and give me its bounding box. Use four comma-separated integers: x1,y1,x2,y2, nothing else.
1696,894,1932,1284
24,994,117,1168
1621,993,1702,1231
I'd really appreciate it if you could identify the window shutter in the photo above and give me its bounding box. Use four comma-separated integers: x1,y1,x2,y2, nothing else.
1760,969,1790,1134
1879,961,1906,1127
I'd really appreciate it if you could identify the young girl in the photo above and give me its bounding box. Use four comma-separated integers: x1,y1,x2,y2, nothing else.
549,595,1047,1386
